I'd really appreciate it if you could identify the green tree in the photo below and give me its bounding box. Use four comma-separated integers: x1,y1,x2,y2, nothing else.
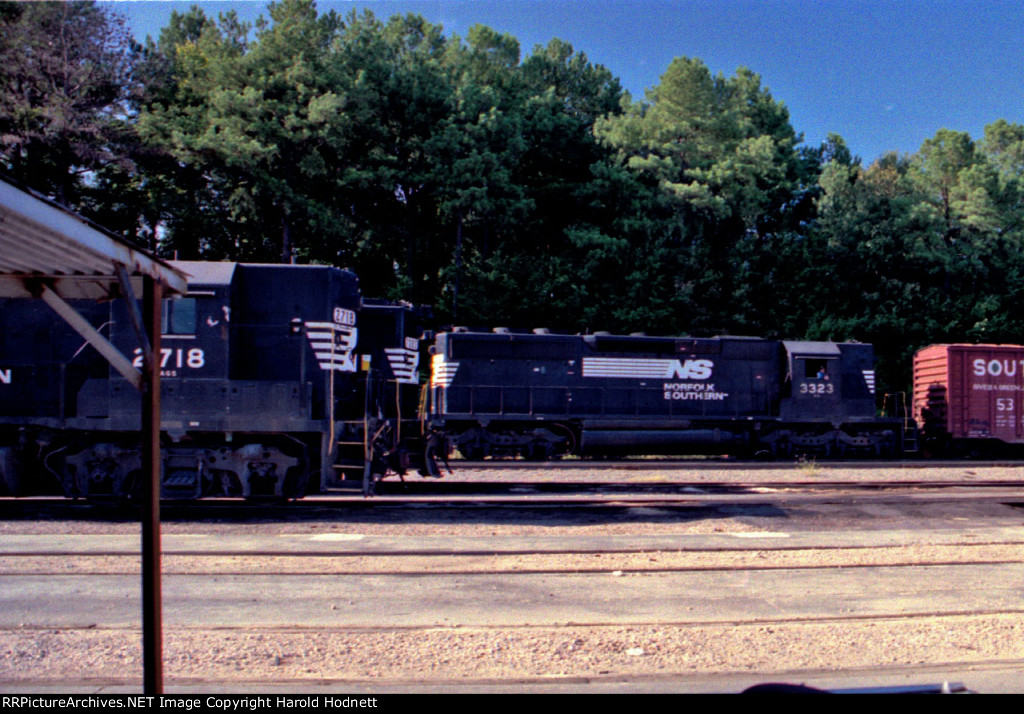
320,10,463,303
137,0,345,262
0,1,136,208
447,37,626,327
594,57,814,335
801,127,1024,396
910,129,979,239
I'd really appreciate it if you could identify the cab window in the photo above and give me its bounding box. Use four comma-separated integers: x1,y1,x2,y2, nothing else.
803,358,833,380
162,298,197,336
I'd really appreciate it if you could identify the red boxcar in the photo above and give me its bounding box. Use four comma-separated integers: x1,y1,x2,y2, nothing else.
914,344,1024,447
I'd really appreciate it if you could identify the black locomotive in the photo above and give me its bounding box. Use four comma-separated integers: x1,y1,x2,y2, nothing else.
0,261,425,499
428,329,908,461
1,261,919,502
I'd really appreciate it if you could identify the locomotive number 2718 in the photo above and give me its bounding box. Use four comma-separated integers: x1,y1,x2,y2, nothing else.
132,348,206,372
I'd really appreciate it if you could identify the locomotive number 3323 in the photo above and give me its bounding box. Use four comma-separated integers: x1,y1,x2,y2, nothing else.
799,381,834,395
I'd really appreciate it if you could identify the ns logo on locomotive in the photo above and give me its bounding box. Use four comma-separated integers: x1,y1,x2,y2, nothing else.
1,260,1021,501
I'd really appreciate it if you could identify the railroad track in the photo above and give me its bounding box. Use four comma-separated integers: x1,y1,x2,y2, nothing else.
0,481,1021,520
2,463,1023,690
4,539,1024,574
446,458,1024,469
372,477,1024,494
2,524,1023,691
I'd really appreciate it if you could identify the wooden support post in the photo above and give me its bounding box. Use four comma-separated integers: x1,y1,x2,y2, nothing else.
141,276,163,694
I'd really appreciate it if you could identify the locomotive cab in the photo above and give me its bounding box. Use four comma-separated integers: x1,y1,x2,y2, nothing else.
774,340,896,457
125,266,232,381
779,341,879,422
96,263,237,427
779,341,843,420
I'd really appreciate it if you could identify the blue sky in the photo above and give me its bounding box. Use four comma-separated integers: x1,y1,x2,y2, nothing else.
105,0,1024,162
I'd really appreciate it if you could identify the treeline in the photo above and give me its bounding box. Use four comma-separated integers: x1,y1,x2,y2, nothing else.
4,0,1024,396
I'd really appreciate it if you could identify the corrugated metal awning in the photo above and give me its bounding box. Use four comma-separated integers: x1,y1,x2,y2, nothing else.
0,177,187,299
0,176,184,694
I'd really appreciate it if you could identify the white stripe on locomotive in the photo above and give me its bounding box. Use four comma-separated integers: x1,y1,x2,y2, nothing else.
582,357,713,380
431,354,459,387
304,321,357,373
385,347,420,384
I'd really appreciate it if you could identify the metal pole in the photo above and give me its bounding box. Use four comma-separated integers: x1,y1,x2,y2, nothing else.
141,276,163,694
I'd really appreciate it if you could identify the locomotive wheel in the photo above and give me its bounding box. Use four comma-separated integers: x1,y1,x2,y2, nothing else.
213,469,243,498
280,466,309,500
524,442,551,461
460,444,486,461
0,447,19,496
